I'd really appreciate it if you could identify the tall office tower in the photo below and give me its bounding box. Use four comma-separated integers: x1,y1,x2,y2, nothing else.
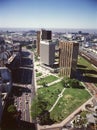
36,31,41,56
36,30,52,56
40,41,55,66
59,41,79,78
41,29,52,40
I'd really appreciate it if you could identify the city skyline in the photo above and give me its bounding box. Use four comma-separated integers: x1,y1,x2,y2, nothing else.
0,0,97,29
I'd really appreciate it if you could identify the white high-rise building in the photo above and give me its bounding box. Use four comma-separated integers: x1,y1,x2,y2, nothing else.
40,41,56,66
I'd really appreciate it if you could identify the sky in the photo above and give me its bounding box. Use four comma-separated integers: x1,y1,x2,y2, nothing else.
0,0,97,29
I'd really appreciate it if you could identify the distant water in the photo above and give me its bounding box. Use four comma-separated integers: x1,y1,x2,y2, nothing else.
0,27,97,33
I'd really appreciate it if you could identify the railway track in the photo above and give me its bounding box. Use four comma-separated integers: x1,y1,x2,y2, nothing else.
84,82,97,95
79,51,97,67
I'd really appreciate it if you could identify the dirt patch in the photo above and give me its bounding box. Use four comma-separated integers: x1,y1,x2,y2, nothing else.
64,94,73,99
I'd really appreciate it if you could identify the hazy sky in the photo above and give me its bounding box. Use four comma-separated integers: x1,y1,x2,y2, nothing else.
0,0,97,29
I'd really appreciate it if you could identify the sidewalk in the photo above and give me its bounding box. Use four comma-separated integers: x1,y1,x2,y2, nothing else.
36,74,49,81
47,78,63,87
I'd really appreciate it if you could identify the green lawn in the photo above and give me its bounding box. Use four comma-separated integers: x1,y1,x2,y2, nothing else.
38,81,91,122
78,56,97,86
38,82,63,109
50,88,91,122
36,72,42,77
37,64,40,66
78,56,97,71
37,75,58,85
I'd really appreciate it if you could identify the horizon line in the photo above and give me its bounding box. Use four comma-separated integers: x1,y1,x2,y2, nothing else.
0,27,97,30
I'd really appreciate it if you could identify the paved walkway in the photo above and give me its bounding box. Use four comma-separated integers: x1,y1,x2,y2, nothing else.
12,83,25,87
49,88,66,112
36,74,49,81
35,65,50,75
36,76,62,89
47,78,63,87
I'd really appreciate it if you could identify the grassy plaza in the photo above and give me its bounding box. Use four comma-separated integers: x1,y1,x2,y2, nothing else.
34,55,93,123
36,72,42,77
37,75,58,85
38,81,91,122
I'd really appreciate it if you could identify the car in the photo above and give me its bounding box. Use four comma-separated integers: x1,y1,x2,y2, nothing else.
25,100,28,104
14,103,17,107
23,109,25,112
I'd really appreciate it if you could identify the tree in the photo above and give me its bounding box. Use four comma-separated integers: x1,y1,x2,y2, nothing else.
6,105,18,129
62,77,81,89
42,81,47,87
70,79,80,88
31,94,53,124
31,94,48,121
7,105,17,114
62,77,70,88
7,105,21,120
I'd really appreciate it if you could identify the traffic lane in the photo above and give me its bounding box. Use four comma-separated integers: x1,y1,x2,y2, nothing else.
14,89,28,121
12,49,34,122
22,92,28,121
21,93,26,120
25,101,30,122
21,89,31,122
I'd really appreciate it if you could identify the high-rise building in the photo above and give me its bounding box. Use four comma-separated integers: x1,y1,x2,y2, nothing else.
36,31,41,56
41,29,52,40
36,30,52,56
59,41,79,78
40,41,55,66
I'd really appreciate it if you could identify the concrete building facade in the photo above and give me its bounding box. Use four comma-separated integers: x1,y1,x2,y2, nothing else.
40,41,56,66
36,30,52,56
59,41,79,78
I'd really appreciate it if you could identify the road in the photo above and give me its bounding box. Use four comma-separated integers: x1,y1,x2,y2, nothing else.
12,49,36,123
1,48,36,130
